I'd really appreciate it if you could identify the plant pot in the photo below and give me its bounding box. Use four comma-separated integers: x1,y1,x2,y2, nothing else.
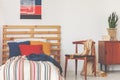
107,28,117,41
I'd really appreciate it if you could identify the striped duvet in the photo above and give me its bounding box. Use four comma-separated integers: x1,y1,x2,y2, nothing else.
0,56,64,80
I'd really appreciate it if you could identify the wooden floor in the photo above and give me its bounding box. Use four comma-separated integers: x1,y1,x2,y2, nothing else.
65,71,120,80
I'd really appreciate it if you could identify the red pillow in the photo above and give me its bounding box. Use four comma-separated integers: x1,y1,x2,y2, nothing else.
19,44,43,56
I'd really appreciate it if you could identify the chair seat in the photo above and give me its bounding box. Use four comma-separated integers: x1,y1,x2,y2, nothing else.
65,54,95,58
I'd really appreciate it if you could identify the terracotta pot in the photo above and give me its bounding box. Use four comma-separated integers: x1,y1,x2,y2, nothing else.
107,28,117,41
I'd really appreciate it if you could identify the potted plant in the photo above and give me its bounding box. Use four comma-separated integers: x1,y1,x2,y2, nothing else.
107,12,119,41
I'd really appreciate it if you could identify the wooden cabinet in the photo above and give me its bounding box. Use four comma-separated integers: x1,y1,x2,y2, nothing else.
98,41,120,72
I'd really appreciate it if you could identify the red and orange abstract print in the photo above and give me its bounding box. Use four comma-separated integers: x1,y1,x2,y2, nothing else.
20,0,41,19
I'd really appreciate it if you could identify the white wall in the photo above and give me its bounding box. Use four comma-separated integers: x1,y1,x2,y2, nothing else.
1,0,120,72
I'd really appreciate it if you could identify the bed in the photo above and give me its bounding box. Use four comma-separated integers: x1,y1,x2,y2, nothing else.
0,25,64,80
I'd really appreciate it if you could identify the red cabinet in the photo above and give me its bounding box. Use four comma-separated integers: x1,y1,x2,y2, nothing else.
98,41,120,72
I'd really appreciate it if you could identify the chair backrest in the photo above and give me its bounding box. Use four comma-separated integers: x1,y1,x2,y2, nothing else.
72,40,96,56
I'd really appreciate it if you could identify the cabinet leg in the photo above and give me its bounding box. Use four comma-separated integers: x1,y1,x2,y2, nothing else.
105,65,107,72
100,64,102,71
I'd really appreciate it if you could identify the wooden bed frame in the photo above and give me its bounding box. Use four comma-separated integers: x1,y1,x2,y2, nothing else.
2,25,61,64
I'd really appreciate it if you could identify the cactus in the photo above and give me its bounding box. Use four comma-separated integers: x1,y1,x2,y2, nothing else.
108,12,119,28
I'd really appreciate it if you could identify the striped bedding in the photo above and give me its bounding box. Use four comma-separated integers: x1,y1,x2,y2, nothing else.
0,56,64,80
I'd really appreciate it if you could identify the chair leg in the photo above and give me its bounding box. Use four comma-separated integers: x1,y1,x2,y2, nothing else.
94,57,96,76
84,57,87,80
75,59,78,75
64,56,68,77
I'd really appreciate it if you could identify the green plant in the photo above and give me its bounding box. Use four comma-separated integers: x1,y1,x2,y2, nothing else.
108,12,119,28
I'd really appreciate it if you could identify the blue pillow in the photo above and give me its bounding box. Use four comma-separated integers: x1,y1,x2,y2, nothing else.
8,41,30,58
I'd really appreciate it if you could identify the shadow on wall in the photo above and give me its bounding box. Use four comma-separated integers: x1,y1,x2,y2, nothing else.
0,25,3,65
117,27,120,40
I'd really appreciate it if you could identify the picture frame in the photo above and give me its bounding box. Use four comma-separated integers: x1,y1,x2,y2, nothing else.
20,0,42,19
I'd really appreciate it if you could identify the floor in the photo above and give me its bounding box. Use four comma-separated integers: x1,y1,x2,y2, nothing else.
65,71,120,80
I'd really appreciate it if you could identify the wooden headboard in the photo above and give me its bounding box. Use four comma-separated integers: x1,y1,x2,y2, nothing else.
2,25,61,64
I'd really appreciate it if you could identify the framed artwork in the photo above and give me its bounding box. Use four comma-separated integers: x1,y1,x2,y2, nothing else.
20,0,41,19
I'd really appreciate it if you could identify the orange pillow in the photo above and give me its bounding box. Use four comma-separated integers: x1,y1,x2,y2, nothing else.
30,41,51,55
19,44,43,56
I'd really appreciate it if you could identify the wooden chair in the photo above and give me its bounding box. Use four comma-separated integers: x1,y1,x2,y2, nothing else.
64,40,96,80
